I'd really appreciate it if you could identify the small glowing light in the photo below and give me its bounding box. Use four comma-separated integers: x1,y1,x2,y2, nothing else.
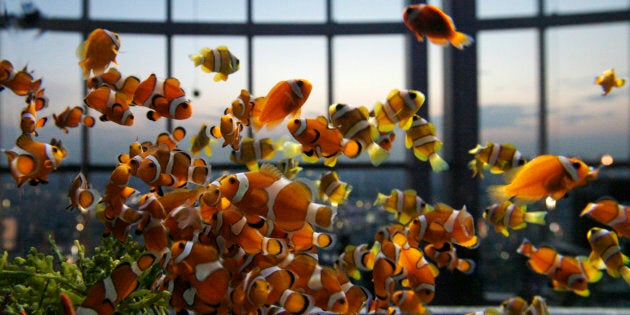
549,222,561,233
601,154,614,166
366,212,376,224
545,196,557,210
500,251,510,260
355,200,364,208
71,245,79,256
1,199,10,208
76,223,85,231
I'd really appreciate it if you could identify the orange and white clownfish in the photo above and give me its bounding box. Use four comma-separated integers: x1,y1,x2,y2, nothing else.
581,197,630,238
77,28,121,78
3,134,67,187
374,188,432,226
488,155,598,206
99,204,142,243
405,115,449,172
215,164,336,232
517,238,602,297
287,116,361,167
595,69,626,96
402,4,473,49
25,87,49,111
526,295,550,315
162,204,203,242
76,261,140,315
100,163,137,220
586,227,630,285
376,129,396,152
336,243,379,280
210,114,243,150
225,89,254,126
19,102,47,136
190,124,215,157
189,46,240,82
87,67,140,99
483,201,546,237
468,141,526,179
67,171,100,214
372,240,406,301
408,202,479,249
285,221,334,252
276,157,302,180
230,267,272,314
251,79,312,131
423,242,475,274
0,60,42,96
317,170,352,207
333,267,372,314
391,231,439,304
391,290,428,315
133,73,192,121
154,126,186,150
230,137,276,171
372,89,425,132
328,103,389,166
52,106,96,133
84,86,135,126
499,296,528,315
198,183,232,224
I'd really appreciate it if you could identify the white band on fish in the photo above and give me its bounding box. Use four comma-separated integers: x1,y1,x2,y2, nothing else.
288,79,303,99
558,156,579,182
488,144,501,167
413,135,438,148
174,241,194,264
103,29,120,49
146,155,162,183
344,120,370,139
212,49,221,72
396,190,404,214
45,144,58,169
169,96,188,118
232,173,250,203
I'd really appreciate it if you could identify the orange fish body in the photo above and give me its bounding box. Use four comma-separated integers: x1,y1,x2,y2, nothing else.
374,188,432,226
230,268,272,314
287,116,361,167
133,74,192,121
0,62,42,96
3,134,66,187
77,28,121,77
586,227,630,284
76,262,139,315
67,172,100,214
230,137,276,171
372,240,405,300
402,4,473,49
408,203,479,249
581,198,630,238
285,222,334,252
423,243,475,274
100,204,142,242
373,89,425,132
216,164,336,232
84,86,135,126
595,68,626,96
20,102,47,136
468,141,526,179
226,89,254,125
189,46,240,82
210,114,243,150
392,232,439,304
252,79,312,131
405,115,449,172
135,144,208,194
52,105,96,133
391,290,428,315
488,155,597,205
25,87,49,111
337,243,378,280
317,170,352,206
162,205,203,242
484,201,547,237
376,129,396,152
87,67,140,99
101,163,136,220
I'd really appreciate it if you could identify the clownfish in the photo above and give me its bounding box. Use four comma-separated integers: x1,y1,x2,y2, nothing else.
287,116,361,167
133,73,192,121
595,69,626,96
84,86,135,126
423,243,475,274
229,137,276,171
527,295,550,315
67,171,100,214
586,227,630,285
372,240,406,300
25,87,49,111
0,60,42,96
215,164,336,232
20,102,47,136
77,28,121,78
483,201,547,237
581,197,630,238
405,115,449,172
210,114,243,150
376,129,396,152
230,267,273,314
468,141,526,179
276,158,302,180
189,124,215,157
225,89,254,126
499,296,528,315
374,188,432,226
285,222,334,252
372,89,425,132
517,238,602,297
336,243,379,280
328,103,389,166
198,183,232,224
402,4,473,49
391,290,428,315
100,163,137,220
317,170,352,206
99,204,142,243
189,46,240,82
391,231,439,304
408,203,479,249
251,79,312,131
52,106,96,133
3,134,67,187
87,67,140,99
154,126,186,150
162,205,203,242
488,155,598,206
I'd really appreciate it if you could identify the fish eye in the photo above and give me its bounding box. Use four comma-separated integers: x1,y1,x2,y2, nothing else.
52,147,58,153
572,162,581,169
212,213,218,220
178,242,186,249
335,103,345,110
296,80,304,87
229,177,236,184
214,189,220,194
180,103,188,109
518,159,526,166
149,162,155,168
293,119,301,125
405,7,414,15
409,91,417,99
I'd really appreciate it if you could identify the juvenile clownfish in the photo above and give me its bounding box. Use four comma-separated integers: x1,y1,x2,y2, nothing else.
99,204,142,243
229,137,277,171
391,290,428,315
376,129,396,152
67,171,100,214
402,4,473,49
336,243,379,280
468,141,526,179
595,69,626,96
225,89,254,126
581,197,630,238
230,267,272,314
190,124,215,157
317,170,352,206
517,238,602,297
20,102,47,136
374,188,432,226
391,231,439,304
210,114,243,150
285,222,334,252
100,163,137,220
586,227,630,285
251,79,312,131
0,60,42,96
488,155,598,206
52,106,96,133
483,201,547,237
76,28,121,78
87,67,140,99
133,73,192,121
287,116,361,167
405,115,449,172
162,204,203,242
25,87,49,111
84,86,135,126
408,203,479,249
372,89,425,132
276,158,302,180
189,46,240,82
372,239,406,300
3,134,67,187
328,103,389,166
154,126,187,150
423,243,475,274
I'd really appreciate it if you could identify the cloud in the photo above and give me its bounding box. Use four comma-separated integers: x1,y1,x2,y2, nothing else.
479,104,536,129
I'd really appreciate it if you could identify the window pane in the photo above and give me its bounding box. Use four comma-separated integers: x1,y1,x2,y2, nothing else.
476,0,537,18
89,0,165,21
253,0,325,23
89,34,167,165
545,0,630,15
547,23,629,161
333,0,404,22
31,0,82,18
172,0,246,22
333,35,407,163
172,35,248,163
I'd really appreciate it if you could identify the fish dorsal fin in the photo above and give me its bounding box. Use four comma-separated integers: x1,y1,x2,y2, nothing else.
316,115,330,127
16,134,34,149
358,106,370,119
164,77,183,98
386,89,400,100
259,163,282,181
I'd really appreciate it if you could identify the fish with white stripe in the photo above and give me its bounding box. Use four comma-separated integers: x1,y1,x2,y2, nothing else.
405,114,449,172
189,45,240,82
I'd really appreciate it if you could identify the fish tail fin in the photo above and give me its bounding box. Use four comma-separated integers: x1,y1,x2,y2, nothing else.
189,53,203,67
620,266,630,285
313,231,334,249
367,142,389,166
214,73,228,82
279,140,303,159
280,289,314,315
429,153,449,173
524,211,547,225
579,256,604,283
83,115,96,128
306,202,337,230
457,258,476,275
468,159,485,179
616,78,627,88
516,238,535,257
487,185,511,204
450,32,474,50
342,139,361,158
374,193,388,207
262,237,288,256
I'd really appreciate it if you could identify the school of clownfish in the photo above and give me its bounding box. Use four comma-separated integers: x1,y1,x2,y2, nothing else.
2,3,630,315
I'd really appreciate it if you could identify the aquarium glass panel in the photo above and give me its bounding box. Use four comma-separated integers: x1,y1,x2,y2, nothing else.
89,0,166,21
476,0,537,19
172,0,246,22
18,0,83,18
545,0,630,15
253,0,326,23
332,0,404,22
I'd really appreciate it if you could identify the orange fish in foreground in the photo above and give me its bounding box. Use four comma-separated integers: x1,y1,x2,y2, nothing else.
84,86,135,126
133,73,192,121
77,28,121,77
0,61,42,96
20,102,47,136
52,105,96,133
251,79,312,131
87,67,140,99
581,197,630,238
403,4,473,49
67,171,100,214
3,134,67,187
